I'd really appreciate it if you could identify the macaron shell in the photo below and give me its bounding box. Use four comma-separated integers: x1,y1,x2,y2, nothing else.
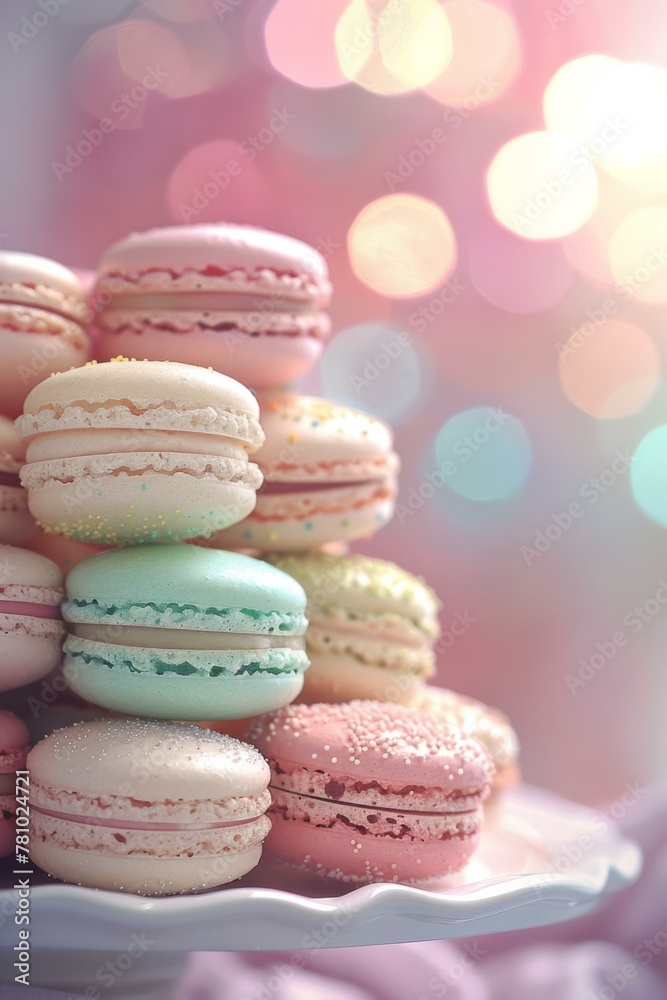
94,225,331,303
28,718,270,800
249,701,494,798
62,656,305,720
0,326,89,420
0,626,65,692
265,794,481,885
253,394,396,478
63,542,308,621
268,552,441,633
29,839,264,895
212,481,396,552
0,710,30,759
95,320,325,389
0,251,91,418
0,251,89,319
0,543,64,589
18,359,261,434
22,458,259,544
296,655,422,705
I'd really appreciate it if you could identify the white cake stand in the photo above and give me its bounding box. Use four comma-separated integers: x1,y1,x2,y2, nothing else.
0,785,641,999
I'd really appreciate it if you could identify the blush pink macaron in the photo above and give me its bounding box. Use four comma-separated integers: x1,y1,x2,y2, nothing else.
248,701,494,886
0,711,30,858
0,415,36,545
210,394,399,553
28,718,272,895
0,545,65,692
0,251,90,418
92,225,332,389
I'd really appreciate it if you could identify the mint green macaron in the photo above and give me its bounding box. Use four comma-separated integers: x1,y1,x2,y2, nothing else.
61,544,309,720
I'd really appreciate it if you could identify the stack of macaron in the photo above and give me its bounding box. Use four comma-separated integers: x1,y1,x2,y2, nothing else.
0,222,519,896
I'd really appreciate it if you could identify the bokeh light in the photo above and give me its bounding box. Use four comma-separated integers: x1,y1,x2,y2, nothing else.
560,171,644,287
588,62,667,182
116,18,230,98
558,319,661,420
335,0,452,96
320,321,424,423
70,25,145,128
424,0,521,108
543,54,621,151
487,131,599,240
434,407,532,502
265,0,349,88
347,194,456,298
469,222,574,313
609,207,667,304
631,425,667,527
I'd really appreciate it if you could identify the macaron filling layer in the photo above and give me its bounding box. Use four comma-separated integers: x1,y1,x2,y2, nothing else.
64,599,307,634
64,636,308,677
17,399,264,450
268,765,488,813
70,624,306,649
0,471,21,488
31,804,265,832
0,274,89,321
96,264,328,304
0,600,61,619
269,786,482,841
106,292,322,313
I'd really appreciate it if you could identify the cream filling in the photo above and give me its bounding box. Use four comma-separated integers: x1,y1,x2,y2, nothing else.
71,622,306,651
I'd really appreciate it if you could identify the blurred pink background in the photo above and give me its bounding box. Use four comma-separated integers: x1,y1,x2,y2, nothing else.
3,0,667,806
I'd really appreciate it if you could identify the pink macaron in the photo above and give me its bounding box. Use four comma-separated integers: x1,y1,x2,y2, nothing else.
0,544,65,692
0,711,30,858
92,225,332,389
248,701,494,886
0,415,36,545
28,718,272,895
209,394,399,553
0,251,90,419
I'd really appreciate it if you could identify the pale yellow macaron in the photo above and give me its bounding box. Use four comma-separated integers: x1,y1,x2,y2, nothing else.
269,552,440,704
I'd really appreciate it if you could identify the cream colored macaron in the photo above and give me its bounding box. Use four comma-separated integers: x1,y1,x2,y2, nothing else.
16,358,264,545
